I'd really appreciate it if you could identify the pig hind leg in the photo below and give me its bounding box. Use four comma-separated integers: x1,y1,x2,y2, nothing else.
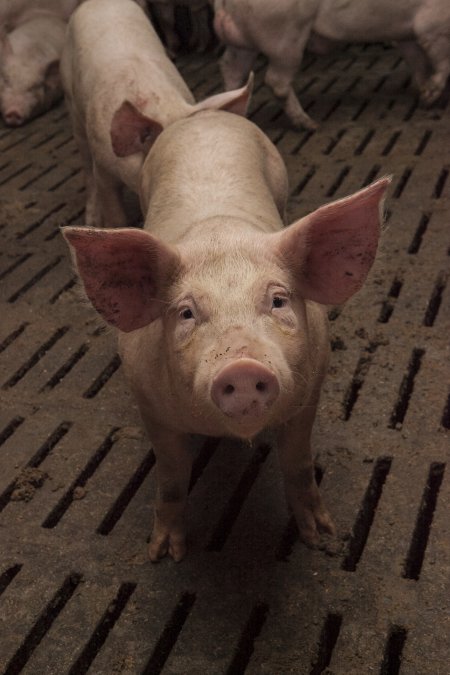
263,26,318,131
418,35,450,105
397,41,430,94
265,57,318,130
220,46,257,90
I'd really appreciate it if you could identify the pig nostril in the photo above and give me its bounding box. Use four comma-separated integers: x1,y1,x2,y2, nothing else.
256,381,266,392
224,384,235,395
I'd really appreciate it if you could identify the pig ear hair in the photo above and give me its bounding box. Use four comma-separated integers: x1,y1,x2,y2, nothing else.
110,100,163,157
276,177,391,305
193,72,254,117
62,226,180,332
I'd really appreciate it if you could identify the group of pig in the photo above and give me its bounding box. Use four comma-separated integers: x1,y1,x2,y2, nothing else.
2,0,450,130
0,0,207,126
58,0,395,563
7,0,447,563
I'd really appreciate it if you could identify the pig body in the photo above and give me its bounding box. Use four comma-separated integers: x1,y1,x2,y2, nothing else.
64,103,389,561
0,0,80,28
61,0,251,227
214,0,450,129
0,13,66,125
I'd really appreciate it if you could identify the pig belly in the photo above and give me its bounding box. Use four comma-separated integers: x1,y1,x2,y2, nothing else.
314,0,418,42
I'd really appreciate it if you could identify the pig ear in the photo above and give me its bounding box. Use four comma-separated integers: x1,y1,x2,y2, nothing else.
110,100,163,157
192,72,254,117
0,34,13,58
275,177,391,305
62,226,180,332
44,60,61,92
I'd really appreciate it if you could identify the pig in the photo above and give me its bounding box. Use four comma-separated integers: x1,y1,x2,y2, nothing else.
149,0,212,55
0,13,66,125
61,0,252,228
0,0,80,28
63,101,390,561
213,0,450,129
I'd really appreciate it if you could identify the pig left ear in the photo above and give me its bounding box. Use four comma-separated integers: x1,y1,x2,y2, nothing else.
110,100,163,157
274,177,391,305
44,60,61,92
192,72,254,117
0,34,13,58
62,226,181,332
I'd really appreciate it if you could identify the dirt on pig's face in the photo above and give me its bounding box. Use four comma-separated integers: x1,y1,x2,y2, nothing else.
161,234,317,440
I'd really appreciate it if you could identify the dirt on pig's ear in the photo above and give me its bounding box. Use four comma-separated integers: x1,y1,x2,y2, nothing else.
110,100,163,157
62,226,181,332
273,176,391,305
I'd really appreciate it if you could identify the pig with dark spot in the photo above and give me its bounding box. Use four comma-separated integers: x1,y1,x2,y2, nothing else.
61,0,250,228
63,96,390,561
213,0,450,129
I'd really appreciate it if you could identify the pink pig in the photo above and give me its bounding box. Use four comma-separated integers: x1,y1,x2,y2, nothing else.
213,0,450,129
61,0,250,228
0,13,66,126
64,107,390,562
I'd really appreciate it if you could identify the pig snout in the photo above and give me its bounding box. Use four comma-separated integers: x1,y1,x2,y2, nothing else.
211,358,280,421
3,109,25,126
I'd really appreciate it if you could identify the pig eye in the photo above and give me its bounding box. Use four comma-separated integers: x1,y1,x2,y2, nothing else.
272,295,288,309
180,307,194,320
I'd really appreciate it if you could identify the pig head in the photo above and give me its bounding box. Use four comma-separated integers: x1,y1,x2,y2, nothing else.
0,15,64,126
63,109,390,561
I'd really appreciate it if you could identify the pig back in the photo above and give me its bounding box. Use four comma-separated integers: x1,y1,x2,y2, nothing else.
139,109,289,243
63,0,195,122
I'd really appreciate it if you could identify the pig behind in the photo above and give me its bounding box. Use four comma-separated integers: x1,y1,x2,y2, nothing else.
0,13,66,125
213,0,450,129
61,0,252,228
63,103,390,562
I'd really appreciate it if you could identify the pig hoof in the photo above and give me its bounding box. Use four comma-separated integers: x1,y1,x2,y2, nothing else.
295,504,336,548
148,532,187,562
420,80,444,106
291,114,318,131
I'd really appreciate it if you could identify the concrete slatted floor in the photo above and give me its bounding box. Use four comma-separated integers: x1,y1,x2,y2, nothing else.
0,42,449,675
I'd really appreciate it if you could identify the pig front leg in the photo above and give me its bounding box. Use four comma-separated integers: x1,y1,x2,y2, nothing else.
277,406,335,546
91,163,128,228
220,45,258,91
148,428,193,562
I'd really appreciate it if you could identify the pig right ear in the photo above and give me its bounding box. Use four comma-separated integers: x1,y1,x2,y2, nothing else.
110,101,163,157
62,227,180,332
192,72,254,117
